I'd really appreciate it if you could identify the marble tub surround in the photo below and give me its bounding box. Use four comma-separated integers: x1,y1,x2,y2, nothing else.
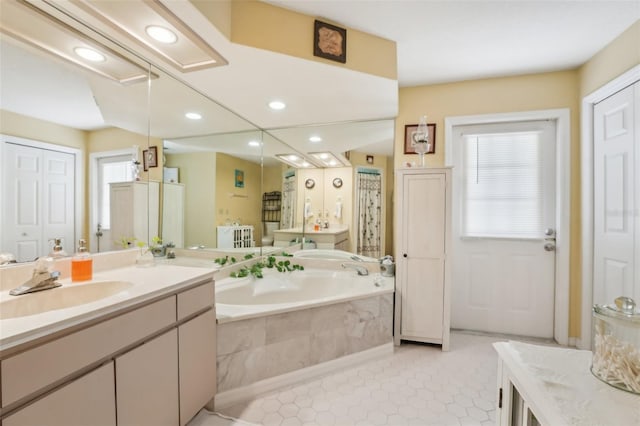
0,261,216,351
216,293,393,394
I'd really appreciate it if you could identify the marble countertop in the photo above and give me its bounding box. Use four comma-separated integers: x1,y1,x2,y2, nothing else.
494,341,640,425
0,264,216,354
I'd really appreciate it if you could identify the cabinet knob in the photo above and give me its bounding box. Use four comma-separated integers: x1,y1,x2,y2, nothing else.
403,253,407,258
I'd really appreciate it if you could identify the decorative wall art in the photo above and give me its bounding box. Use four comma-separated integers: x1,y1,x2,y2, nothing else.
235,169,244,188
404,123,436,154
313,20,347,63
143,146,158,171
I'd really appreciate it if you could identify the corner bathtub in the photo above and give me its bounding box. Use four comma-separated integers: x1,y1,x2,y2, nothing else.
215,267,393,323
214,267,395,400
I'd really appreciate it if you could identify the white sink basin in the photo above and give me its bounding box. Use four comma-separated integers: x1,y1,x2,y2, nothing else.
0,281,134,319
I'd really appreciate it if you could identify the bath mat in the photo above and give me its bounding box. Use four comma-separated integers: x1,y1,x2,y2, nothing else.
187,409,259,426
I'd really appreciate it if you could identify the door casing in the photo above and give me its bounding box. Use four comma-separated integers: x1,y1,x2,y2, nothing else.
445,109,571,346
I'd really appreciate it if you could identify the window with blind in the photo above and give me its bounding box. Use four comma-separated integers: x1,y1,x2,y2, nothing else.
461,131,544,239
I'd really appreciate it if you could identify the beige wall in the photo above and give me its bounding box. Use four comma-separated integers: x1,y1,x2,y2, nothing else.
397,70,582,336
1,110,86,149
215,153,262,244
579,20,640,97
228,0,396,80
165,152,217,248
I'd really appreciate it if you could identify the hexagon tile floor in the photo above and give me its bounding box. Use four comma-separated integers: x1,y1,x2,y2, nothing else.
190,332,548,426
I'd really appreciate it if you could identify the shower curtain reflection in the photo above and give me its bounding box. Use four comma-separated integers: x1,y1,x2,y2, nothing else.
355,167,382,258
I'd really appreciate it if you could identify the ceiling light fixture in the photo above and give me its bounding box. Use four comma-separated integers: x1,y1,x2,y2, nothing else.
185,112,202,120
248,140,261,147
268,100,286,110
73,46,105,62
309,152,348,168
309,136,322,143
275,154,316,169
145,25,178,44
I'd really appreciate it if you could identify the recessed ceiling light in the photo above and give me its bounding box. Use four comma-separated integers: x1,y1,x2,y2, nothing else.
145,25,178,44
288,155,299,161
248,140,261,147
185,112,202,120
309,136,322,143
268,100,286,110
301,161,310,167
74,47,105,62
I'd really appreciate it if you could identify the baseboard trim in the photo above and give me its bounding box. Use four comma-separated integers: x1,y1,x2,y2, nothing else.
214,342,394,409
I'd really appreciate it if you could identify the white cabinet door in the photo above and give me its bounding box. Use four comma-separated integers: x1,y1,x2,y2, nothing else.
116,329,179,426
179,309,217,425
3,363,116,426
395,168,451,350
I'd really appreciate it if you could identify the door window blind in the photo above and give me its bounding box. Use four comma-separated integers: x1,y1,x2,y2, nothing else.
462,131,543,239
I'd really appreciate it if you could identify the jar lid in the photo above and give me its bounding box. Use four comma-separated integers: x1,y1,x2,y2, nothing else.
593,296,640,323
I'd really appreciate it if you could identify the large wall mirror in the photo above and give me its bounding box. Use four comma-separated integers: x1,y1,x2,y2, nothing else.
0,0,395,264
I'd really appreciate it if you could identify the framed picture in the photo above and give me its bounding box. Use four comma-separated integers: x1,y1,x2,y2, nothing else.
366,155,374,164
313,20,347,63
404,123,436,154
235,169,244,188
144,145,158,169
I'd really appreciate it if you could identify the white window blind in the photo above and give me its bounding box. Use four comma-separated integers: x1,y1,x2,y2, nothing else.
462,131,543,239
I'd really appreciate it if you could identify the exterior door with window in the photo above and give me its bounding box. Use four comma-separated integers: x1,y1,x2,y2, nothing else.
451,120,557,338
95,154,134,252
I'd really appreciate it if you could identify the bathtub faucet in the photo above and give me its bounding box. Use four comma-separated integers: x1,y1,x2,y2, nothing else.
341,262,369,276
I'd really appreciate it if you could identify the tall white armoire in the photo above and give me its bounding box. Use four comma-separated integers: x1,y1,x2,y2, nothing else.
161,183,185,248
110,181,159,247
394,167,452,350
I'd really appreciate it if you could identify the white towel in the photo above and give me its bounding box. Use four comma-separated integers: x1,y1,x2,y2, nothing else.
334,201,342,219
304,202,313,218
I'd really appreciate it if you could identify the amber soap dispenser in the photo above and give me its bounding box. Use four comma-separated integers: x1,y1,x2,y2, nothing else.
71,239,92,282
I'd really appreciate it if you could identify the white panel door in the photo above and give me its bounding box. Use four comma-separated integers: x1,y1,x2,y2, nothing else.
43,149,75,252
3,143,42,262
593,82,638,307
451,120,557,338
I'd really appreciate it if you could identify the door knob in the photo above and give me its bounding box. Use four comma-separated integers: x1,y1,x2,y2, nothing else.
544,242,555,252
544,228,555,237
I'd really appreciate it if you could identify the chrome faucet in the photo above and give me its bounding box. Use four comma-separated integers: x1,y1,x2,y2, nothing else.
342,262,369,276
9,258,61,296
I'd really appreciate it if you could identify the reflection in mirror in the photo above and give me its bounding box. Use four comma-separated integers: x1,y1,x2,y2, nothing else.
265,120,395,259
0,1,153,262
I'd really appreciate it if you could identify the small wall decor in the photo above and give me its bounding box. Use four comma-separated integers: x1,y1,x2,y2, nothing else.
313,20,347,63
235,169,244,188
305,178,316,189
145,146,158,168
366,155,374,164
404,123,436,154
332,177,343,188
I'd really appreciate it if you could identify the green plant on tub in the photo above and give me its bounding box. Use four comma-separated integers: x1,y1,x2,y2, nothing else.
229,256,304,279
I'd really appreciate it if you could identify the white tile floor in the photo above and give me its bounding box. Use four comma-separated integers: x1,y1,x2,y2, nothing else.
192,332,554,426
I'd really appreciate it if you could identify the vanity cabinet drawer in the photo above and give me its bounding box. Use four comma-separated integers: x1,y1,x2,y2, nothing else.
1,296,176,407
3,362,116,426
177,281,214,320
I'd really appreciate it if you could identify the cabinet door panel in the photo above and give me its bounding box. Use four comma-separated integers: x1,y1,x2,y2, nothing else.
4,363,115,426
179,309,216,425
116,329,179,426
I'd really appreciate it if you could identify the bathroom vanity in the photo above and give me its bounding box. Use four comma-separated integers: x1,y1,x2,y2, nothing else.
273,226,349,250
0,263,217,426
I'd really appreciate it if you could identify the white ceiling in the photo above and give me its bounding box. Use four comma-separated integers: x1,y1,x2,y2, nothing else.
264,0,640,87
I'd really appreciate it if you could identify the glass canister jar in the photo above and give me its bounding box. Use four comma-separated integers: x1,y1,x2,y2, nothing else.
591,296,640,394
